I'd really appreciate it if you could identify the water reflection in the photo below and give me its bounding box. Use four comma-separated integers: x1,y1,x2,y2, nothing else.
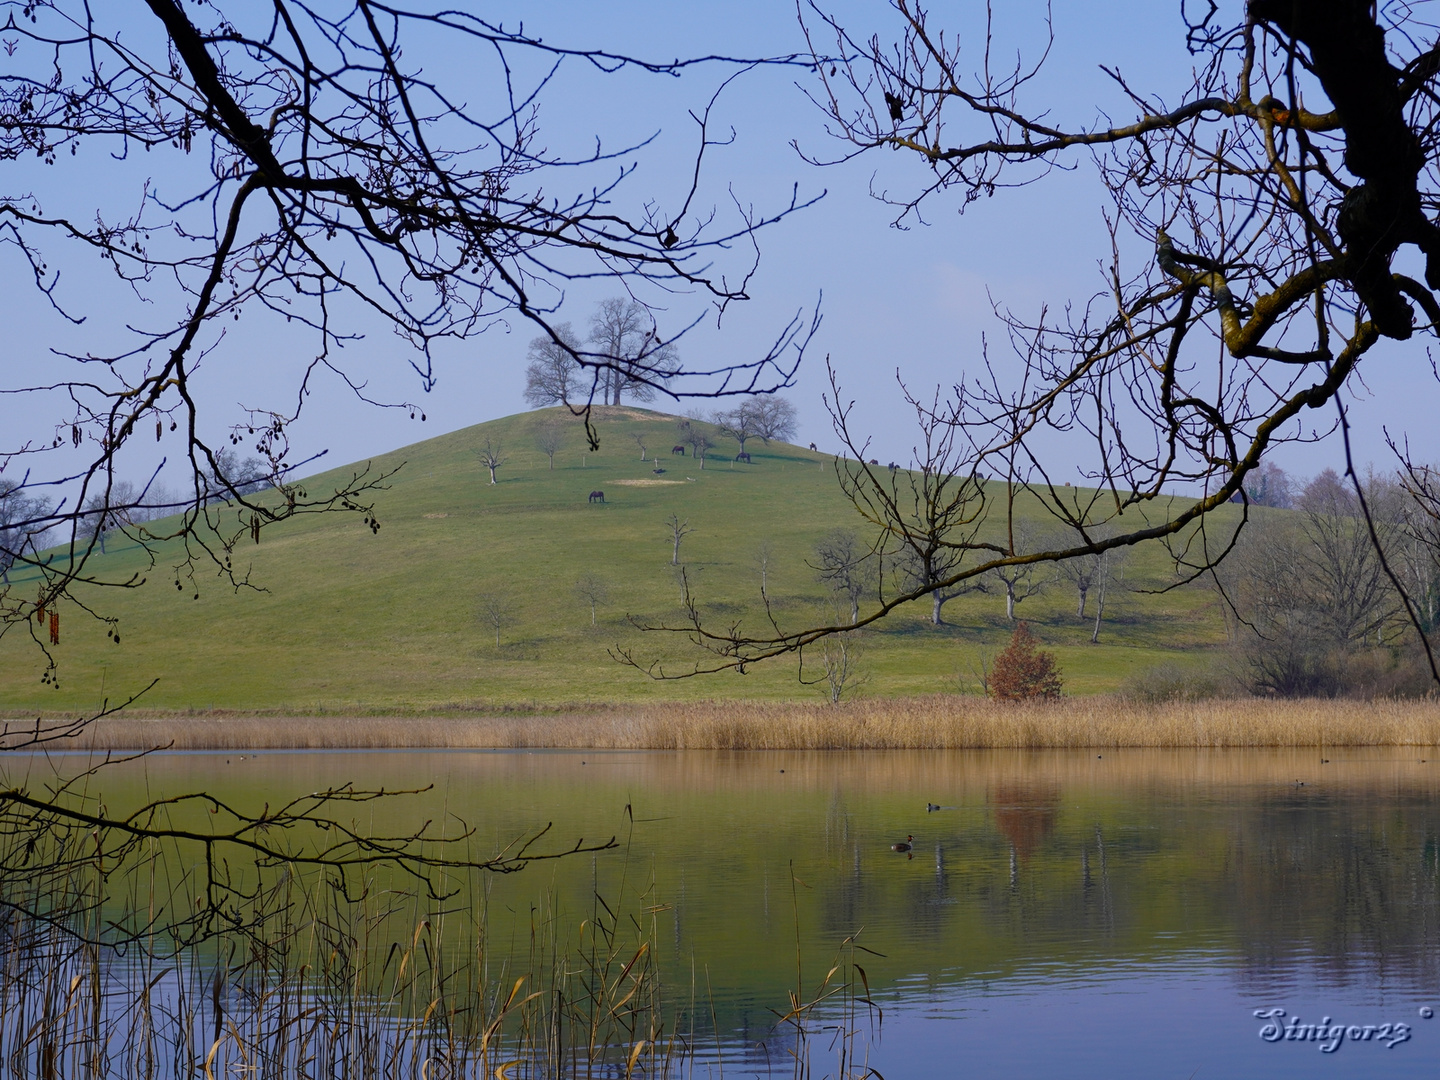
989,780,1061,865
64,745,1440,1077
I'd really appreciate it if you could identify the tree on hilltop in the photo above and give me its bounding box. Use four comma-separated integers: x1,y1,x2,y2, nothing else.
589,298,682,406
524,324,586,409
715,396,798,455
713,402,762,455
752,398,798,444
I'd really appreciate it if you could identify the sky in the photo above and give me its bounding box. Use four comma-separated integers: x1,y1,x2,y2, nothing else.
5,1,1438,498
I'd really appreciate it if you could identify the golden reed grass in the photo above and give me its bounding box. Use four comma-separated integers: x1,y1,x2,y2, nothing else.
31,695,1440,751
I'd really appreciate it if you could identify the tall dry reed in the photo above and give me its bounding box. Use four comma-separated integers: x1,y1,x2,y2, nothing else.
60,696,1440,751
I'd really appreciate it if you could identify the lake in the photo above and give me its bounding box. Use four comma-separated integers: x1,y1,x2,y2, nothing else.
46,746,1440,1077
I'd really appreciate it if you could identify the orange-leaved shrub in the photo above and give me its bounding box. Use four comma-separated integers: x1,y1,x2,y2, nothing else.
989,621,1063,701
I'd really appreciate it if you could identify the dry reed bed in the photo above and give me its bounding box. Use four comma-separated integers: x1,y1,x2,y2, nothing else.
40,696,1440,751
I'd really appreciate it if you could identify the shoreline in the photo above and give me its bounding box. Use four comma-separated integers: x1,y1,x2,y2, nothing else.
6,696,1440,751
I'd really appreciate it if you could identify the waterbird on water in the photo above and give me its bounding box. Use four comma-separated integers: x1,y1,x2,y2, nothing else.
891,835,915,853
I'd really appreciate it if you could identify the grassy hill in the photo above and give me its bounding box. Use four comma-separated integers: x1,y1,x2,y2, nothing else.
0,407,1229,713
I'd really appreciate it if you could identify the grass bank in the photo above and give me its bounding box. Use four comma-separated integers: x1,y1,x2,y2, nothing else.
46,696,1440,750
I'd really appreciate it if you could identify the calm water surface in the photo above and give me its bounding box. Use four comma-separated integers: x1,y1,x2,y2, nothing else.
94,746,1440,1078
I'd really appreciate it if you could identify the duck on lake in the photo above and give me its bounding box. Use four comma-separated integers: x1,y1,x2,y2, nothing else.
891,835,915,852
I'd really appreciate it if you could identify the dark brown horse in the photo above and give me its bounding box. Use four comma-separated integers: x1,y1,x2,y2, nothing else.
588,490,605,503
671,445,686,455
735,451,751,463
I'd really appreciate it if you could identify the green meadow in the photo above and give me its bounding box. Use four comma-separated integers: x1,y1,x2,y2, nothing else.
0,406,1229,714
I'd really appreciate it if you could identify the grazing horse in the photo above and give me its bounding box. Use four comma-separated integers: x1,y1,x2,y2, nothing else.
671,444,686,455
868,458,879,465
735,451,751,463
588,490,605,503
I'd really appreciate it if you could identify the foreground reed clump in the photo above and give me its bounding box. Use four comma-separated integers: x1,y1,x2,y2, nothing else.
0,805,879,1080
65,695,1440,751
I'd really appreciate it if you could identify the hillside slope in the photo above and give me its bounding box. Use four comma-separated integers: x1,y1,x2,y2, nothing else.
0,407,1228,713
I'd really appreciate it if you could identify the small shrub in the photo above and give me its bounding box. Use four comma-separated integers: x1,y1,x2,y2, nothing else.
1120,661,1227,703
988,622,1063,701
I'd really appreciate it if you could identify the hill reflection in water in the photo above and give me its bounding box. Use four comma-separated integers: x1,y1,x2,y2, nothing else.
87,745,1440,1077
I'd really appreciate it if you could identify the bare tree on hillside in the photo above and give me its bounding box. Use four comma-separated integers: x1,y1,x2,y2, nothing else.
803,588,868,703
1207,469,1411,694
80,481,143,555
713,396,797,455
752,398,799,445
204,449,272,504
713,402,762,456
574,573,610,628
630,432,650,461
666,515,695,566
1210,515,1344,694
1054,546,1103,621
1245,462,1295,510
897,544,987,626
1296,469,1402,647
817,631,865,705
755,538,774,595
478,591,516,648
682,422,714,469
1393,463,1440,633
812,529,875,625
1085,545,1128,644
476,440,507,485
0,482,52,582
988,540,1046,621
848,381,988,627
1051,522,1123,621
629,2,1440,682
535,421,566,471
524,324,586,409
